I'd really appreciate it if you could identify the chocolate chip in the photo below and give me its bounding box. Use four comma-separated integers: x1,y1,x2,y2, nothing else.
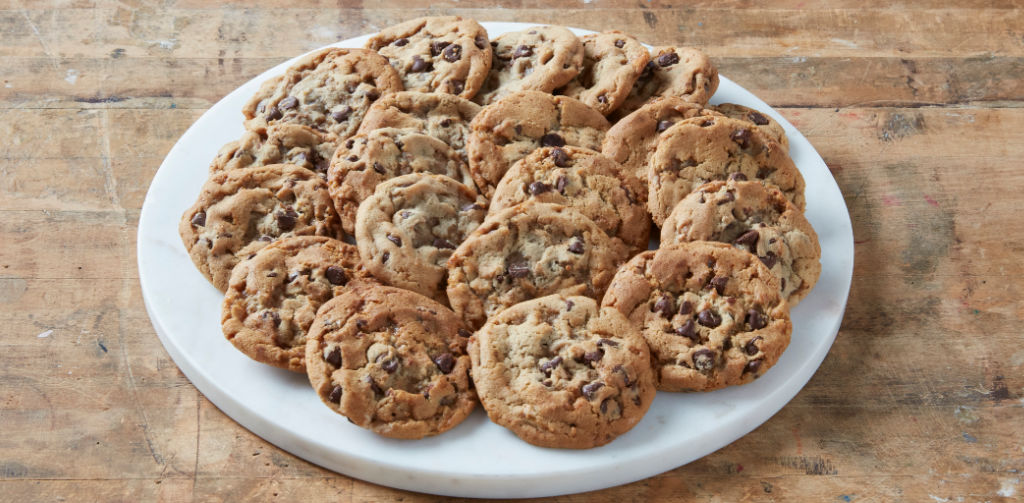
675,320,698,341
328,385,343,403
781,277,786,291
372,161,385,174
365,376,384,396
458,328,472,338
347,155,358,162
744,359,762,374
366,89,380,101
432,237,456,249
653,293,674,317
697,309,722,328
279,96,298,110
759,251,778,269
380,357,399,373
729,172,748,181
266,271,278,278
266,106,282,121
410,55,429,72
708,276,728,295
331,106,352,122
566,299,574,311
656,120,673,132
540,355,562,376
717,191,736,205
600,399,613,414
345,139,355,149
381,251,390,263
450,78,465,94
437,118,453,128
735,229,759,248
555,175,568,194
568,239,585,254
613,364,632,386
506,259,530,278
614,39,625,48
700,119,714,127
745,336,763,355
325,266,347,285
528,181,551,195
692,349,715,371
431,40,450,57
748,111,769,125
756,167,774,179
394,37,409,46
549,147,570,167
261,310,281,327
325,347,342,367
475,34,487,49
657,51,680,67
386,234,402,247
190,211,206,227
355,319,368,330
443,44,462,62
597,94,608,104
583,349,604,364
678,300,693,315
286,272,299,283
276,209,297,232
582,381,604,400
513,45,533,59
731,129,752,149
598,338,619,347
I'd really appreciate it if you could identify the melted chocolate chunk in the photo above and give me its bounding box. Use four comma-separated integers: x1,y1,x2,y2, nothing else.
598,338,619,347
386,233,402,247
735,229,759,248
528,181,551,195
540,133,565,147
614,39,626,48
432,353,455,374
190,211,206,227
513,45,533,59
746,310,766,330
697,309,722,328
692,348,715,371
325,266,347,285
394,37,409,47
266,106,282,121
328,385,343,403
678,300,693,315
583,348,604,364
657,51,680,67
748,111,770,125
372,161,386,174
581,381,604,400
653,293,675,317
506,258,530,278
568,239,585,254
443,44,462,62
731,129,752,149
549,147,570,167
365,376,384,396
331,106,352,122
708,276,728,295
475,35,488,50
555,174,568,194
745,336,763,355
450,79,465,95
759,251,778,269
675,320,698,341
278,96,298,110
540,355,562,376
744,359,762,374
276,209,298,232
324,346,342,367
410,55,430,72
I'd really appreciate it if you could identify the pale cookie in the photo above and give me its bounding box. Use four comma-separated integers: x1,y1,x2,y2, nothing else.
179,164,342,292
470,294,656,449
446,201,628,329
355,173,488,304
242,48,402,141
209,124,337,176
615,46,719,120
474,25,583,105
661,180,820,305
467,90,609,198
647,115,805,226
366,16,491,99
489,146,650,253
221,236,372,372
711,103,789,151
305,284,476,439
602,242,792,392
558,31,650,116
357,91,481,163
326,127,476,235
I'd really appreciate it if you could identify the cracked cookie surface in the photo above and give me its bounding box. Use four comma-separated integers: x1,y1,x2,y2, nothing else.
557,30,650,116
615,46,718,120
221,236,372,372
602,242,792,392
305,284,475,439
473,25,583,105
179,164,341,291
470,294,655,449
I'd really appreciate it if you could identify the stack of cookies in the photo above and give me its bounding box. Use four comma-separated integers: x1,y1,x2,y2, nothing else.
178,16,821,449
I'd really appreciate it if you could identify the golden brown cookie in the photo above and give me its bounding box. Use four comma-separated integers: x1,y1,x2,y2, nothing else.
614,46,719,120
557,31,650,116
711,103,789,151
474,25,584,105
357,91,482,163
209,124,337,176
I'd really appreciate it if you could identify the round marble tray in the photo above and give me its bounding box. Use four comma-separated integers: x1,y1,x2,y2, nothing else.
137,22,854,498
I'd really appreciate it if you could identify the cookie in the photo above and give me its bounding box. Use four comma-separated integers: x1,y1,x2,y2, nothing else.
221,236,372,372
601,96,719,186
615,46,719,120
467,91,610,197
357,91,481,163
355,173,488,303
326,127,476,235
711,103,789,151
489,146,650,253
660,180,821,305
305,284,476,439
470,294,655,449
209,124,337,176
242,48,402,141
446,201,628,329
366,16,491,99
647,115,805,226
179,164,342,292
557,31,650,116
473,25,584,105
602,242,792,392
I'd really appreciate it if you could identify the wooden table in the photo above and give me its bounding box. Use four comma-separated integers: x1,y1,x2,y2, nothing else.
3,2,1021,501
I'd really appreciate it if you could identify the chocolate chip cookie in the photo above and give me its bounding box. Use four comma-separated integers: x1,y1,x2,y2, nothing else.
601,96,719,186
615,46,719,120
221,236,372,372
647,116,805,226
489,146,650,253
602,242,792,392
326,127,476,235
209,124,337,176
179,164,342,292
467,91,610,197
357,91,481,162
470,294,655,449
473,25,584,105
242,48,402,141
366,16,491,99
305,284,476,439
712,103,789,151
661,180,820,305
355,173,488,304
557,31,650,116
446,201,628,329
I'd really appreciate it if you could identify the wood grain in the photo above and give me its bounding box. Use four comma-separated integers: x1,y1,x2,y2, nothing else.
1,2,1022,502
